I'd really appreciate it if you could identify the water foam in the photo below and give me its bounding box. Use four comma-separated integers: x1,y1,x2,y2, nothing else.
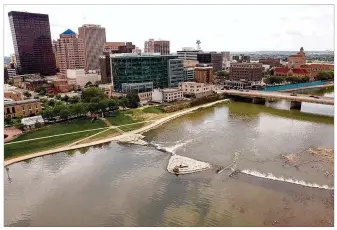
151,139,194,155
240,169,334,190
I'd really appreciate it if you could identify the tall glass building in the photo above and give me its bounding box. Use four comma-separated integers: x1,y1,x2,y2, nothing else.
8,11,56,76
110,53,179,91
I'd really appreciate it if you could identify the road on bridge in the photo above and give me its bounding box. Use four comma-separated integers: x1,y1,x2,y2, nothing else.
216,89,334,105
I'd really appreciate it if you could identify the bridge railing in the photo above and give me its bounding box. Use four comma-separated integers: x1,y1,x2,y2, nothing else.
261,81,328,92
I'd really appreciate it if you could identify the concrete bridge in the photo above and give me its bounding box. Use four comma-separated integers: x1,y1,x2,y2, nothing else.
216,89,334,110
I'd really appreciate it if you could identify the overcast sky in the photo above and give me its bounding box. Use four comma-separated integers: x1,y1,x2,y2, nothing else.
4,4,334,56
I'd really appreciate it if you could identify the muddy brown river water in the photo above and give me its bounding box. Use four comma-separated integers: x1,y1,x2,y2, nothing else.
4,89,334,227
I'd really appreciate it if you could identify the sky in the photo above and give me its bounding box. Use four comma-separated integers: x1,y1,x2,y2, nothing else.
3,4,334,56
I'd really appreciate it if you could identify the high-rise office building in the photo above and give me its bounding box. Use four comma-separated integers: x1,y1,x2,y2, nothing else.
78,24,106,71
99,55,111,84
197,52,223,73
168,59,184,88
55,29,85,75
8,11,56,76
110,53,178,91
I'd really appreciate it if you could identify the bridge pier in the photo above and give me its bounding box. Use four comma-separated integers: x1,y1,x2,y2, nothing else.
252,97,266,105
290,101,302,110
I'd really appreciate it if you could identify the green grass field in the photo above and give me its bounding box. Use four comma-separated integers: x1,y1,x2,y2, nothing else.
106,110,144,126
119,122,148,132
4,130,100,159
10,119,107,142
142,106,164,113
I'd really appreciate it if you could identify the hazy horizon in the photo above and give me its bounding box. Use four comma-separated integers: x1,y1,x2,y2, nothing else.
4,4,334,56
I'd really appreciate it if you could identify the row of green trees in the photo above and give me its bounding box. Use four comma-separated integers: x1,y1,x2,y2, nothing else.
315,70,334,81
40,87,141,120
264,75,310,85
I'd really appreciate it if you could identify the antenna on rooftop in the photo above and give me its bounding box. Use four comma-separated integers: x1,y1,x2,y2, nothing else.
196,40,201,51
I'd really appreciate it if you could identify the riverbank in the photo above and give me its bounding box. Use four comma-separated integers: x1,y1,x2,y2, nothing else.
4,99,230,167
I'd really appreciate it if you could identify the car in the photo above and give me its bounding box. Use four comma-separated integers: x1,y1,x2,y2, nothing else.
221,87,225,90
239,89,244,92
245,90,249,92
309,95,315,98
290,93,297,96
314,96,320,99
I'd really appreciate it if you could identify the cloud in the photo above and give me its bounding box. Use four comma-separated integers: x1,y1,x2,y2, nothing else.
279,17,288,21
286,30,304,37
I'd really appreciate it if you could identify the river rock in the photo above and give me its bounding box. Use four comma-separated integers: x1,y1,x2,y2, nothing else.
167,154,211,174
117,134,148,145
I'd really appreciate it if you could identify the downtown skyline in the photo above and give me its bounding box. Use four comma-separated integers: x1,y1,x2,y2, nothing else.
4,4,334,56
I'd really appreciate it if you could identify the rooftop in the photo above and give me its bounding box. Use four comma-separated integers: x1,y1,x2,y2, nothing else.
162,88,182,93
4,99,40,106
61,29,76,36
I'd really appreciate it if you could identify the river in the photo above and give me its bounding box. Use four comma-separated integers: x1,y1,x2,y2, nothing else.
4,89,334,227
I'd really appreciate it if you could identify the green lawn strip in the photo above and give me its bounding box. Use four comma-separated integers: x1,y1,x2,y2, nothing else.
105,110,144,126
119,122,150,132
84,129,120,142
4,130,100,159
142,106,164,113
9,119,107,142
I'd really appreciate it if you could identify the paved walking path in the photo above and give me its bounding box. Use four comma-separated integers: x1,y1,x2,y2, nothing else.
4,99,230,167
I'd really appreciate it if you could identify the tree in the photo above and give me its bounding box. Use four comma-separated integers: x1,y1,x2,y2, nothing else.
23,91,31,98
87,103,99,116
85,81,93,88
59,108,71,120
90,97,101,104
119,97,129,110
107,99,118,112
82,87,106,103
60,95,69,103
98,100,108,113
285,76,299,84
55,95,62,100
316,71,333,81
5,117,13,126
48,99,56,107
126,92,140,108
69,95,79,104
53,104,67,117
35,86,46,95
70,103,85,117
41,107,54,120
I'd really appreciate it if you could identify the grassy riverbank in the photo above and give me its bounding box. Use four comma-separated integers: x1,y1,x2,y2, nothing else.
4,107,166,160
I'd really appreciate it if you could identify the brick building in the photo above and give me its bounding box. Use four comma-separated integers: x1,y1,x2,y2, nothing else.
56,29,85,75
288,47,306,69
229,63,263,82
4,90,23,101
300,64,334,77
259,58,282,67
4,99,42,118
144,39,170,55
194,66,214,84
274,67,310,77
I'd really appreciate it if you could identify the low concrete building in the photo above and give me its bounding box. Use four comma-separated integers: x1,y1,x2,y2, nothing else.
21,115,44,129
4,99,42,118
179,82,215,98
152,88,183,103
67,69,101,87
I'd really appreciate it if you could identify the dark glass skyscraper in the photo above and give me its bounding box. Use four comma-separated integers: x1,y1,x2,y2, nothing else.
8,11,56,76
